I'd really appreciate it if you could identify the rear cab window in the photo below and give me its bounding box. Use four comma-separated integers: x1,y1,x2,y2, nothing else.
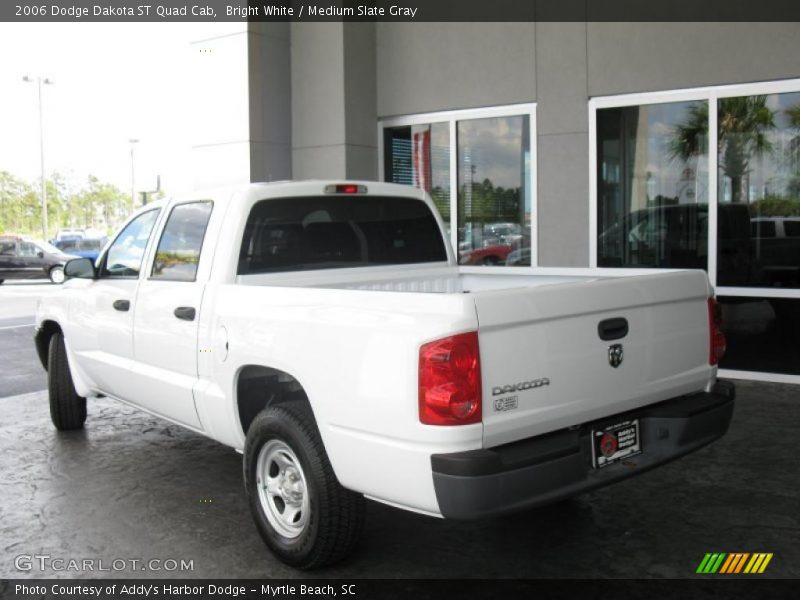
238,195,447,275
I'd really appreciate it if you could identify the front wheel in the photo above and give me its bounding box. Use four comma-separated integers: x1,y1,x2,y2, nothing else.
49,266,65,284
244,402,365,569
47,331,87,430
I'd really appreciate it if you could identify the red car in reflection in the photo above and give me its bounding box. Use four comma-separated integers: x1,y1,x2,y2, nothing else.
459,243,513,266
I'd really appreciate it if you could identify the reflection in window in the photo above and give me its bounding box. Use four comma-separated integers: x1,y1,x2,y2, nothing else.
719,296,800,375
103,209,159,277
383,110,534,268
457,116,531,266
716,92,800,288
597,101,709,269
383,123,450,225
151,202,213,282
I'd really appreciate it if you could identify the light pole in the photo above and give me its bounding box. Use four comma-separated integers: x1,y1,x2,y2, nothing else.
129,138,139,212
23,75,53,240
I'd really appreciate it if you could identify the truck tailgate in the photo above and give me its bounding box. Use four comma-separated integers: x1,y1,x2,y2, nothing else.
473,270,714,448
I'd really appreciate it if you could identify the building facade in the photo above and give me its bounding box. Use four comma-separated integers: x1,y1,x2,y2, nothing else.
193,22,800,383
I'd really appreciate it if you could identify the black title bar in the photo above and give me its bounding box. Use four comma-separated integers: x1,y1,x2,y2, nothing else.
3,0,800,22
1,579,799,600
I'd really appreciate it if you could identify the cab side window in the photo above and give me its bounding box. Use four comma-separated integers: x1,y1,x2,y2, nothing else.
150,201,213,282
0,241,16,256
19,242,39,257
101,209,160,278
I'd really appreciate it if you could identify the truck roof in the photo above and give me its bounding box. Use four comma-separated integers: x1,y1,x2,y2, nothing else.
168,180,427,207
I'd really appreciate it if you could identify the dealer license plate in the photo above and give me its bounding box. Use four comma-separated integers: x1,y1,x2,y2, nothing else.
591,419,642,468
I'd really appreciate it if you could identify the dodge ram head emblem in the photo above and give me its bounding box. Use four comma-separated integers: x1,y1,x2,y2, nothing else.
608,344,624,368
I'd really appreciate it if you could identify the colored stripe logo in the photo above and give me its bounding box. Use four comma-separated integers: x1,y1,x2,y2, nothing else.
697,553,773,574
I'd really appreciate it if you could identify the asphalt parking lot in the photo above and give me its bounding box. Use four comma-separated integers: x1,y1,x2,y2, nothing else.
0,282,798,579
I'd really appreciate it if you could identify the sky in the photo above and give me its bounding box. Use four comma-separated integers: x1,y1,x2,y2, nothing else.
0,22,220,196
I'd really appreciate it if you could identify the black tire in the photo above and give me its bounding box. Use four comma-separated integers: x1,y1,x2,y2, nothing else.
47,331,87,430
244,402,365,569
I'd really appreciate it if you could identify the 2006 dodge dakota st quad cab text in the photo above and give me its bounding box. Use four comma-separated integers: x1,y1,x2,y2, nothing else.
34,181,734,569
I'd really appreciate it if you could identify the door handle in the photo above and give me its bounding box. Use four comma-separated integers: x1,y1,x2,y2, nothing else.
598,317,628,341
173,306,196,321
112,299,130,312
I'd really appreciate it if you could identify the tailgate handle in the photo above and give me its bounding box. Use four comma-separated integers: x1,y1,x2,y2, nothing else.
598,317,628,341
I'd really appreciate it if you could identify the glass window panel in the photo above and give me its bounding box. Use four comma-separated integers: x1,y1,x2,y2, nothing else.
457,115,531,267
102,209,159,278
783,219,800,237
597,101,709,269
716,92,800,288
383,123,451,226
19,242,38,257
718,296,800,375
238,196,447,275
151,202,213,282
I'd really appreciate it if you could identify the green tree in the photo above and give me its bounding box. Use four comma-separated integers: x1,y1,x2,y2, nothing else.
73,175,128,234
0,171,32,233
787,103,800,198
670,96,776,203
0,172,133,237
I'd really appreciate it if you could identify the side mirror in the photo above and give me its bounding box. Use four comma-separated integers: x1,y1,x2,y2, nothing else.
37,251,44,258
64,257,96,280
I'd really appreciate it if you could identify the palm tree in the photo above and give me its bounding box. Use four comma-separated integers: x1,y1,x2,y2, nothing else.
670,96,776,203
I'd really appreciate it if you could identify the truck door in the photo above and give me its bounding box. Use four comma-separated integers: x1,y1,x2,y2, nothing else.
66,208,162,398
0,239,20,279
18,241,45,280
130,201,214,429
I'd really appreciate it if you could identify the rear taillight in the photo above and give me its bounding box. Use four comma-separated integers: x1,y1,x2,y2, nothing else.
419,332,482,425
708,297,726,365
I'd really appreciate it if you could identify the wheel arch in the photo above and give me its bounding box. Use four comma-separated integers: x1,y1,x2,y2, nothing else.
34,320,63,370
235,364,316,437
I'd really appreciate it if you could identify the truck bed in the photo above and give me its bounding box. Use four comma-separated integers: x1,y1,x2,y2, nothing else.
235,264,714,448
237,264,603,293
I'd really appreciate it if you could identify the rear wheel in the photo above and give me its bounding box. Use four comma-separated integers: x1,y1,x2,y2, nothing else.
47,331,87,430
244,402,365,569
49,266,65,284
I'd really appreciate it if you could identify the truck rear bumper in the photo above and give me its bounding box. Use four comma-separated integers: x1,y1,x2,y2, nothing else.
431,380,735,519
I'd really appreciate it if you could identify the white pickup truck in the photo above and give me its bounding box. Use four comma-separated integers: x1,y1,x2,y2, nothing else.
34,181,734,569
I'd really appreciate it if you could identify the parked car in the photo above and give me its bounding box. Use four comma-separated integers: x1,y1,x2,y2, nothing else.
35,181,733,569
598,203,758,286
483,222,523,246
54,228,85,242
505,246,532,266
750,217,800,287
459,243,513,265
53,237,107,263
0,235,77,284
